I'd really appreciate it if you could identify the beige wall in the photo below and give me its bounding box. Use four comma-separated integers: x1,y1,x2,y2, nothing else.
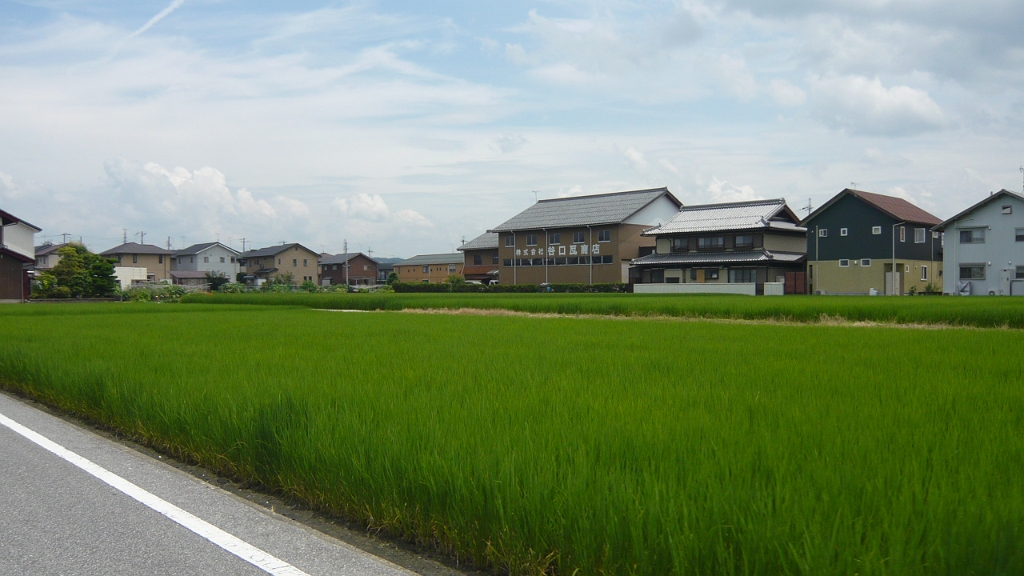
112,253,170,281
763,234,806,252
245,246,320,283
396,262,464,283
810,258,942,295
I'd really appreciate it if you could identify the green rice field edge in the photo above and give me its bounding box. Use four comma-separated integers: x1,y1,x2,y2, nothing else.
1,303,1022,575
180,291,1024,329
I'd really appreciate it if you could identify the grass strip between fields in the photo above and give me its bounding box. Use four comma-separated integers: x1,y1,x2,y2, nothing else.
180,292,1024,329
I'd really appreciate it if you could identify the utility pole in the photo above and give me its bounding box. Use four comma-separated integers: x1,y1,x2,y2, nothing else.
801,198,813,217
123,229,128,244
1019,166,1023,194
61,233,70,244
139,231,146,245
344,238,349,286
241,238,246,252
167,236,172,250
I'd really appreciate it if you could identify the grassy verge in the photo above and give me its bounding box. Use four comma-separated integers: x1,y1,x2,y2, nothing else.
181,291,1024,328
1,303,1022,575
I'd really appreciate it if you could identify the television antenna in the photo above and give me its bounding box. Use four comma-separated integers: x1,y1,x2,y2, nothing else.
1019,166,1023,193
800,198,813,216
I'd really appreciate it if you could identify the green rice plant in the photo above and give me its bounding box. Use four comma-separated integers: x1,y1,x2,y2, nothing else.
0,303,1022,575
182,291,1024,328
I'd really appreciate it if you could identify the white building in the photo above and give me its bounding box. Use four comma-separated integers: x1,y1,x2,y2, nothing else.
171,242,241,283
1,208,40,301
934,189,1024,295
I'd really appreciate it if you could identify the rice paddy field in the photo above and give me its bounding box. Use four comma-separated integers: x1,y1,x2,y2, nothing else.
1,301,1022,575
182,291,1024,328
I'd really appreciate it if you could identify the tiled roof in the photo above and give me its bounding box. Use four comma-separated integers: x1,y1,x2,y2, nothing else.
320,252,377,265
34,243,67,256
175,242,239,256
395,253,464,266
642,199,803,235
457,232,499,251
170,270,210,279
489,187,680,232
240,243,314,258
100,242,173,256
632,250,806,266
804,189,941,226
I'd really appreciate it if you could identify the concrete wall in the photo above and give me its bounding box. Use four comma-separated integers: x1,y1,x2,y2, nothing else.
113,266,149,290
112,253,170,281
942,194,1024,295
635,282,784,295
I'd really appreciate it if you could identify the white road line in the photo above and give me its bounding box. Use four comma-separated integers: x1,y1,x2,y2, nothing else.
0,411,311,576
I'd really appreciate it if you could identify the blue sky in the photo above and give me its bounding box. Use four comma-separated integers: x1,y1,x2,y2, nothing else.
2,0,1023,256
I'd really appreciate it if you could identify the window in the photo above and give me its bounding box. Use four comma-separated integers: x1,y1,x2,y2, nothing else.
158,255,164,264
840,228,848,236
597,230,611,242
292,259,297,266
1016,266,1024,280
672,238,688,251
548,233,560,244
526,234,537,246
960,264,985,280
730,269,756,283
705,268,719,280
220,257,226,263
133,254,138,264
449,264,457,273
651,269,665,283
278,258,281,265
422,265,429,273
203,256,209,263
872,226,882,235
1016,228,1024,242
861,258,871,267
304,259,309,266
230,257,236,263
960,229,985,244
734,234,753,249
697,236,725,250
332,265,337,271
899,226,906,242
573,232,585,243
1002,205,1013,215
819,228,828,237
503,259,512,267
473,255,482,265
915,228,926,243
839,259,850,267
492,255,499,264
921,265,928,281
191,257,195,263
905,264,910,273
505,235,514,247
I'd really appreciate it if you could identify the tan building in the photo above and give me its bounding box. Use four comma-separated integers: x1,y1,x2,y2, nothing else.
489,187,682,285
457,232,499,284
239,243,320,285
100,242,173,282
395,254,464,283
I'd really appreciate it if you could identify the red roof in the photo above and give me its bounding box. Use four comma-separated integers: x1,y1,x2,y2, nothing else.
849,189,941,226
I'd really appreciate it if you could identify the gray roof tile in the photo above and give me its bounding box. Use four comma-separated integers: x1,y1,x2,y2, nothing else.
643,199,804,235
632,250,806,265
395,253,464,266
457,232,499,251
489,187,679,232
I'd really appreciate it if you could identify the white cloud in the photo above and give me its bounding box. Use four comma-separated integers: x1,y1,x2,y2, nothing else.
810,74,948,136
767,79,806,106
707,177,762,202
0,170,20,200
624,147,649,172
494,133,528,154
718,55,757,100
335,193,431,228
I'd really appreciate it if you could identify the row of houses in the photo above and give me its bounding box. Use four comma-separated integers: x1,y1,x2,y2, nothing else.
413,185,1022,296
4,184,1021,300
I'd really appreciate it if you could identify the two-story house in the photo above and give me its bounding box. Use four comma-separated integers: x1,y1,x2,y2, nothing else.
320,252,378,286
457,233,500,284
489,187,682,285
1,208,40,302
239,243,319,285
394,254,464,283
631,199,807,294
171,242,241,285
934,189,1024,295
100,242,173,283
34,242,68,271
801,189,943,295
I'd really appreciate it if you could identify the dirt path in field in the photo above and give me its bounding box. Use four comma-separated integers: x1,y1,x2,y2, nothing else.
317,307,1013,331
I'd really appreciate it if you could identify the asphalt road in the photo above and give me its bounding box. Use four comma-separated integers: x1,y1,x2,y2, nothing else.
0,392,421,576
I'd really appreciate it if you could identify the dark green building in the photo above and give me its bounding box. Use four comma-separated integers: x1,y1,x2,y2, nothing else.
802,189,943,295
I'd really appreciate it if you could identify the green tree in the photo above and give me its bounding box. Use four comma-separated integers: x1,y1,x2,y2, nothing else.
86,254,119,296
445,274,466,291
42,244,119,298
205,272,230,292
386,272,399,285
49,244,90,297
